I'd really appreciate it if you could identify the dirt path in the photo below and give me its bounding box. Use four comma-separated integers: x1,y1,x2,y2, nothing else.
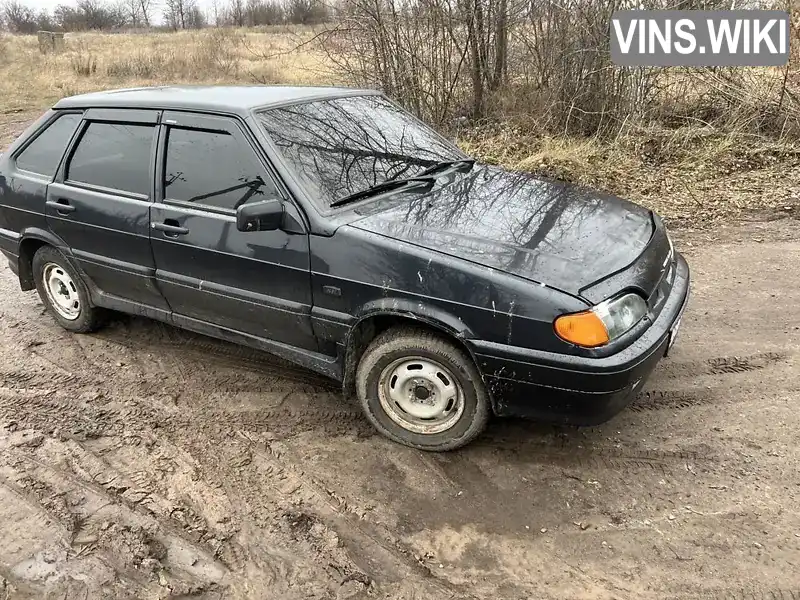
0,216,797,599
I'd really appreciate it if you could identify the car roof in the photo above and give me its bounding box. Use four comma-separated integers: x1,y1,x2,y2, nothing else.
53,85,381,115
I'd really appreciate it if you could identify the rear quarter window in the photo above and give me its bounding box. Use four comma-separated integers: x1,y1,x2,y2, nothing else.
14,113,82,178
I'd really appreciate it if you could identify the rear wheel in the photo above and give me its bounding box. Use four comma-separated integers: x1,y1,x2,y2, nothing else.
32,246,106,333
356,327,490,451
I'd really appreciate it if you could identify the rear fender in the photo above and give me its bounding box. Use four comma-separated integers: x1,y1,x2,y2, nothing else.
16,227,76,291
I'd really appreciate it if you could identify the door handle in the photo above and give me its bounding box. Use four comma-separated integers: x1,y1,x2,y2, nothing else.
152,220,189,237
46,199,76,214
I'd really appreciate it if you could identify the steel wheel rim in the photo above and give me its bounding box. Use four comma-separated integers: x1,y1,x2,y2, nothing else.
377,356,465,435
42,262,81,321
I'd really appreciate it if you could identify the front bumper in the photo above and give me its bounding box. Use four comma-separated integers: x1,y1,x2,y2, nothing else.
470,253,690,425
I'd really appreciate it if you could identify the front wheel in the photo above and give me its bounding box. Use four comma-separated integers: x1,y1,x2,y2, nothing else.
355,327,490,451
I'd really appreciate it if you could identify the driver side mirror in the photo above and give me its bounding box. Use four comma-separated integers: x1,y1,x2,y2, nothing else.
236,199,283,232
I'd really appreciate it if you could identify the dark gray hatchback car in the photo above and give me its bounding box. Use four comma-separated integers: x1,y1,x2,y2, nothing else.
0,86,689,450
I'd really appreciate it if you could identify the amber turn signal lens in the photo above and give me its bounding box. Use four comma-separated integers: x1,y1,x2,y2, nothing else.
554,311,610,347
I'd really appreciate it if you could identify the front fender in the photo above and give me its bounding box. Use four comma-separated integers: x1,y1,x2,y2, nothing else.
339,296,490,405
353,296,476,340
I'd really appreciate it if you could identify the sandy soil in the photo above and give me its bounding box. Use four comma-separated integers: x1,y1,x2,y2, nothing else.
2,113,800,599
0,216,798,600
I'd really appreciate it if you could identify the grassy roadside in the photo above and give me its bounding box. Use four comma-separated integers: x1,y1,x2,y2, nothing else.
2,28,798,228
459,127,800,227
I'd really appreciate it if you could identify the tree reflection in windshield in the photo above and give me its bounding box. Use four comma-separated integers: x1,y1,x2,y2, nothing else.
257,94,464,209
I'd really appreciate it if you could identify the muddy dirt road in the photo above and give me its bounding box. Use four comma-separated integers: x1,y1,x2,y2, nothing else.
0,217,798,600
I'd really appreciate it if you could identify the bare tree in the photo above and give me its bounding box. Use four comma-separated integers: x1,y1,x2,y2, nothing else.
244,0,283,26
185,2,205,28
36,7,54,29
123,0,156,26
1,0,37,33
164,0,196,29
123,0,143,26
228,0,245,26
139,0,155,25
72,0,127,29
287,0,326,24
321,0,662,135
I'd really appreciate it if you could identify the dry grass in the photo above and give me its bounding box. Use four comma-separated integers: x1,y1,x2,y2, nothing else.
0,28,798,227
458,126,800,226
0,27,333,114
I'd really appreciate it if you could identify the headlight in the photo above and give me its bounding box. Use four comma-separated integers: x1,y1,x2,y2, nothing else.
554,293,648,348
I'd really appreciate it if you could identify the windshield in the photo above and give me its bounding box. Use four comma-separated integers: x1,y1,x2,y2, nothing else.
257,95,464,209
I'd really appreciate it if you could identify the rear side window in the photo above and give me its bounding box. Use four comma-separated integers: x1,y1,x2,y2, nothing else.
164,127,278,211
15,113,82,177
67,122,154,196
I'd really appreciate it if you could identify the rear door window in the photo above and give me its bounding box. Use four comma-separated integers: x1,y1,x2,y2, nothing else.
66,122,155,196
163,127,278,211
15,113,82,177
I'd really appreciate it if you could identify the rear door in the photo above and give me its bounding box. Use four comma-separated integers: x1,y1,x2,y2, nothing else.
46,109,169,311
149,111,316,350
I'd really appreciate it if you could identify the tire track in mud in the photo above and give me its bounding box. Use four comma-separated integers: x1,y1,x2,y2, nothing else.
104,335,341,393
711,587,800,600
0,359,714,487
239,434,468,598
0,384,707,480
1,427,391,599
0,391,153,440
100,419,457,597
208,406,374,438
706,352,789,375
0,368,85,392
0,433,230,599
0,389,456,597
472,430,711,474
657,351,790,379
629,388,717,412
98,318,340,390
0,388,369,444
628,351,793,413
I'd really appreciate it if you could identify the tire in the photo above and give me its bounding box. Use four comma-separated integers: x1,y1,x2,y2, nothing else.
356,326,490,451
32,246,106,333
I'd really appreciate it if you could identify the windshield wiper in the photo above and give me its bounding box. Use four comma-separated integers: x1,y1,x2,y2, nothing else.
416,159,475,178
329,160,474,209
330,177,435,208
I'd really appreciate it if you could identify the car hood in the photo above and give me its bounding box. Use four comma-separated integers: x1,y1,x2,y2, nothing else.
349,165,654,298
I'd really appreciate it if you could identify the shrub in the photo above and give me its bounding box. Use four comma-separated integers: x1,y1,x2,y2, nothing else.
192,28,242,76
106,51,170,78
70,52,98,76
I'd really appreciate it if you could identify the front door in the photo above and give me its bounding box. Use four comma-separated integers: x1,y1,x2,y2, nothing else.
46,109,169,311
149,111,316,350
